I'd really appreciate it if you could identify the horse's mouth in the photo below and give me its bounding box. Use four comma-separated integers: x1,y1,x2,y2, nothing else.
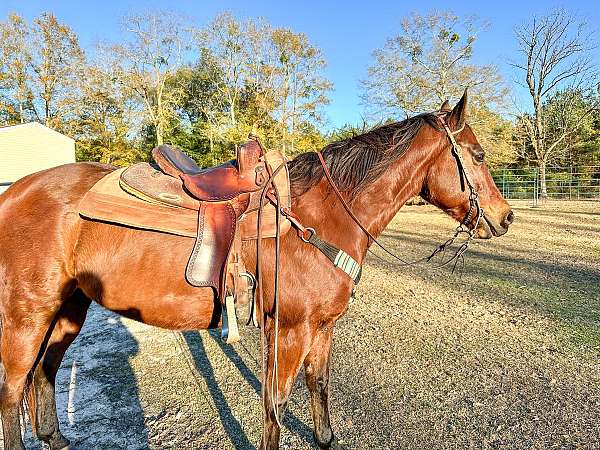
476,212,508,239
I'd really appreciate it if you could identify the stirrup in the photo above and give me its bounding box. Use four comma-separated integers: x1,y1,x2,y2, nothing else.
221,295,240,344
241,272,259,328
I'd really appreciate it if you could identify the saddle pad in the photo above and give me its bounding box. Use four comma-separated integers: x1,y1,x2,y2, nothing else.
79,168,198,238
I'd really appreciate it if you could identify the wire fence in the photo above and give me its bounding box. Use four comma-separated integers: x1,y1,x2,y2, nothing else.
491,166,600,205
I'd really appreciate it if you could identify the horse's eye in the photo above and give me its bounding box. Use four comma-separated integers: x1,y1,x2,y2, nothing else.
473,152,485,164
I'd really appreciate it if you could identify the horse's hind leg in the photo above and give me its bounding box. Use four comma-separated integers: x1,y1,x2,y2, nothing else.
27,290,91,450
0,308,59,450
304,329,344,450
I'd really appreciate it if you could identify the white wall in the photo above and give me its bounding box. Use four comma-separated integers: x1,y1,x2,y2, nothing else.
0,122,75,184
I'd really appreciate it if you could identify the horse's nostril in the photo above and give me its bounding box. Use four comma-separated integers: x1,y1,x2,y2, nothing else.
503,210,514,227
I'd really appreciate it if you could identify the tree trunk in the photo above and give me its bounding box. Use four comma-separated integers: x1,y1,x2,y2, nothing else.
209,131,214,165
156,93,164,145
156,120,164,146
45,99,50,127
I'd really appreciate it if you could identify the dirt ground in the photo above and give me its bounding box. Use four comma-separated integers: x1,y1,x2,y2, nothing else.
6,200,600,449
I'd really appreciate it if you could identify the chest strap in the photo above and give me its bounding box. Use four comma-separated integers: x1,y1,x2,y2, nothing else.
304,230,362,283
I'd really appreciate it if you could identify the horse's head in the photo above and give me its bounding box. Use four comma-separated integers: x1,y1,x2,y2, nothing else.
420,90,514,239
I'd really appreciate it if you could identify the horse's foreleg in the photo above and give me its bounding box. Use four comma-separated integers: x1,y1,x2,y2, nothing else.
304,328,344,450
260,322,311,450
28,292,91,450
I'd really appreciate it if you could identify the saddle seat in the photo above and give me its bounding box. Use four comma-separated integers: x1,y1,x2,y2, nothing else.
152,142,268,201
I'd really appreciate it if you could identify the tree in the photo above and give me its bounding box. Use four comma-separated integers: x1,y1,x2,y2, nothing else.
269,27,332,154
194,13,331,156
0,12,83,129
74,64,141,166
196,12,249,130
110,12,188,146
0,14,32,124
29,13,85,129
512,9,599,197
361,11,511,164
361,11,507,116
172,57,231,164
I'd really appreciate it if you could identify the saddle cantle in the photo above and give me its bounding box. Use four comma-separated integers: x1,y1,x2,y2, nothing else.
81,137,292,342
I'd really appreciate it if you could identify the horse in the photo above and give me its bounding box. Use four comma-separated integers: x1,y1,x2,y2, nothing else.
0,90,513,450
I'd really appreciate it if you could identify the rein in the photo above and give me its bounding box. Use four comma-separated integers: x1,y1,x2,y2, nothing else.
304,114,483,274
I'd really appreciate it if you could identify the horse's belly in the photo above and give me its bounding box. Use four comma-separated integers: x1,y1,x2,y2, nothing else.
74,221,221,330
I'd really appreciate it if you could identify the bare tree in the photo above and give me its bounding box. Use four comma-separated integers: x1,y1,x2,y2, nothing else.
512,9,598,197
111,12,188,146
361,11,507,117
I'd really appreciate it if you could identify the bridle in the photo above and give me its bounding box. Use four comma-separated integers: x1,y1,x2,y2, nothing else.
438,114,483,232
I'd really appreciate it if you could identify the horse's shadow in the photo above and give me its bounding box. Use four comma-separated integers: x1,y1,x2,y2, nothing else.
182,329,314,449
21,304,150,450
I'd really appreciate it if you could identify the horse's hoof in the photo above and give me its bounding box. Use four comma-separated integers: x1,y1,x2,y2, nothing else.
316,435,347,450
49,434,71,450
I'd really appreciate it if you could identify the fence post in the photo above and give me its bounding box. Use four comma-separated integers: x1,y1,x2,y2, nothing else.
533,168,539,207
569,165,573,200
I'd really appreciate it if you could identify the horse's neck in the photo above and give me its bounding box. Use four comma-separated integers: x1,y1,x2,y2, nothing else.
293,140,436,263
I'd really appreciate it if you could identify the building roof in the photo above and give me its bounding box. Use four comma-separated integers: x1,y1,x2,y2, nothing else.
0,122,75,143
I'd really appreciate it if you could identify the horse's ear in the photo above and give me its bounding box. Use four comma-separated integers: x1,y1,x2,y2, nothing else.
439,100,451,112
449,89,468,130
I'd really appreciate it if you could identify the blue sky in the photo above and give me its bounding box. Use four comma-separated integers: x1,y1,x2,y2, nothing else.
2,0,599,128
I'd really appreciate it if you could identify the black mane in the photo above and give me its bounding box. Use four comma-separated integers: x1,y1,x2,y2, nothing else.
288,113,440,198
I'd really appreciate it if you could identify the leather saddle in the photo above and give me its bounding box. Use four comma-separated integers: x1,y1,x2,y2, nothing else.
119,137,291,341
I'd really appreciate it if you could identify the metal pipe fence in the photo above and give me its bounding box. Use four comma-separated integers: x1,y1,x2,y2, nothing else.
491,166,600,205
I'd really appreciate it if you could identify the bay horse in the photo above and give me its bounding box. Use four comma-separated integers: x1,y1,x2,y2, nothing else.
0,91,513,450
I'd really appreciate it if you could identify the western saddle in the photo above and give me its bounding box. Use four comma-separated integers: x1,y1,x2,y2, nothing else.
119,137,291,343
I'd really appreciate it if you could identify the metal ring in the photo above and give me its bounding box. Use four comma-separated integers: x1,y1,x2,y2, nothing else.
300,227,316,243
